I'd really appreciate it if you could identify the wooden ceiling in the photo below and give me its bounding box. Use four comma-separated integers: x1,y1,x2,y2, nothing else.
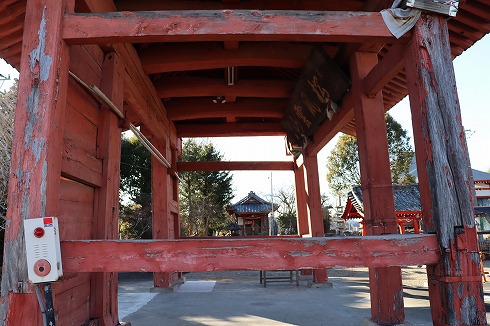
1,0,489,152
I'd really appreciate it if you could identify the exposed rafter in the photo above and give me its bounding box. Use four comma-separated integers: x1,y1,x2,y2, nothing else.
115,0,365,11
176,122,285,137
166,98,287,121
63,11,400,44
140,42,312,74
364,44,406,97
156,77,295,99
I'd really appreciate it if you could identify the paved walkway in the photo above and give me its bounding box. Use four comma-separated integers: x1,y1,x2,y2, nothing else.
117,269,471,326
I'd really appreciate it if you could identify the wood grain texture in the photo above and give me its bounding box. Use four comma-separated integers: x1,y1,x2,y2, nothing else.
118,42,172,142
63,11,398,44
61,235,440,272
350,52,404,324
59,178,94,239
303,155,323,237
140,42,312,74
176,122,285,138
62,100,102,187
156,77,295,99
165,98,287,121
293,158,309,236
152,138,180,288
89,52,123,325
1,1,72,323
405,13,486,325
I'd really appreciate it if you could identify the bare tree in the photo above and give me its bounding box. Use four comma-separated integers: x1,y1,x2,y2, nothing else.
0,80,17,223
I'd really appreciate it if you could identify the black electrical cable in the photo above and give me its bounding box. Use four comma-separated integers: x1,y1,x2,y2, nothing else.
35,285,47,326
43,284,56,326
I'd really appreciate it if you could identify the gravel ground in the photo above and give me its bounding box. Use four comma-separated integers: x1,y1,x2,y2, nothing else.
185,266,430,288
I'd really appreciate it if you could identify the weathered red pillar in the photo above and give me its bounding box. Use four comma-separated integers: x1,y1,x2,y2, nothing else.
405,13,486,325
350,51,404,324
152,138,179,288
90,52,123,325
303,154,328,283
0,0,72,323
293,157,309,236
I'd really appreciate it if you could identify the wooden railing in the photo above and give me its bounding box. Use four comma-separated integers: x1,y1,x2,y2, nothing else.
60,234,439,273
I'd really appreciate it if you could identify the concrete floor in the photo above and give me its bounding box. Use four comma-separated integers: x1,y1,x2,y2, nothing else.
117,271,460,326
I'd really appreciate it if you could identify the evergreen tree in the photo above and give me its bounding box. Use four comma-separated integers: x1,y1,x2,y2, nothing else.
179,139,233,236
326,113,415,197
119,136,152,239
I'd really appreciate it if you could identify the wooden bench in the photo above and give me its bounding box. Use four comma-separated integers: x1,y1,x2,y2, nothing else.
259,270,299,287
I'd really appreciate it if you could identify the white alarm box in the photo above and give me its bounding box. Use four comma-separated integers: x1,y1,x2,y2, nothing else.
24,217,63,283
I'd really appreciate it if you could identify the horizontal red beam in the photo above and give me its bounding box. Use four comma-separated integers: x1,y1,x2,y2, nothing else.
166,98,287,121
63,11,399,44
177,161,294,171
156,77,294,99
176,122,285,137
61,234,439,272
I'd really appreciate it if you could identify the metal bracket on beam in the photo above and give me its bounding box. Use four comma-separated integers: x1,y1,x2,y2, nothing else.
405,0,459,17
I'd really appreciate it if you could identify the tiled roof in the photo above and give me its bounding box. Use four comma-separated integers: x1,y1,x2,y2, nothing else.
228,191,279,214
473,169,490,182
348,184,421,213
409,158,490,182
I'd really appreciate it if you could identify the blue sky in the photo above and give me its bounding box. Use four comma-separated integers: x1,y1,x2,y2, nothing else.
1,34,489,204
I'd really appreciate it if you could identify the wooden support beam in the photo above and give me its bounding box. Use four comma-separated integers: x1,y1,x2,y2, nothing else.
303,155,324,238
90,53,124,325
156,77,295,99
90,52,123,326
141,42,311,74
405,13,486,325
0,0,73,322
304,91,354,156
151,138,179,288
63,11,399,44
351,52,404,324
293,158,309,236
302,154,328,282
61,235,440,272
176,122,285,137
177,161,293,172
166,99,287,121
364,44,406,98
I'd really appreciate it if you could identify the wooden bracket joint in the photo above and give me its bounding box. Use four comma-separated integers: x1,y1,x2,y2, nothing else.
455,226,479,252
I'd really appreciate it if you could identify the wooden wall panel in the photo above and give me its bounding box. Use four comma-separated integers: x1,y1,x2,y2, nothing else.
62,99,102,187
59,178,94,239
57,49,100,321
56,178,94,323
69,44,103,89
55,282,91,326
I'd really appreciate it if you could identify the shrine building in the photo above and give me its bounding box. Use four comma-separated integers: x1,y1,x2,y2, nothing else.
227,191,279,236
